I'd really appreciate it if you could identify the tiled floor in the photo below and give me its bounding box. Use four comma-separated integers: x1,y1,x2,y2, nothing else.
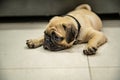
0,20,120,80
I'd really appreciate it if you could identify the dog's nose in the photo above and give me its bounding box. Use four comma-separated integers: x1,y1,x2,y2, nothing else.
44,45,48,49
44,46,48,49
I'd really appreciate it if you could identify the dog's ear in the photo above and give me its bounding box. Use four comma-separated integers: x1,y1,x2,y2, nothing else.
63,24,77,43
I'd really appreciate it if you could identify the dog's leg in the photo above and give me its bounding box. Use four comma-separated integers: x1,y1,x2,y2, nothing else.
26,36,44,48
83,31,107,55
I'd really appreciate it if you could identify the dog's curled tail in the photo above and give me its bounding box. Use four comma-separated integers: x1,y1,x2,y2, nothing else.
75,4,91,11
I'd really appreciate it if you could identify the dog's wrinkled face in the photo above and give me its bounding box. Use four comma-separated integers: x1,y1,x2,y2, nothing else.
43,16,77,51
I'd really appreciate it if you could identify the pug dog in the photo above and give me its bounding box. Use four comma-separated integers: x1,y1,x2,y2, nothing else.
26,4,107,55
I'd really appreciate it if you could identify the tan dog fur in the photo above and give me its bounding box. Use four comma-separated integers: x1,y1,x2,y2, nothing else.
26,4,107,55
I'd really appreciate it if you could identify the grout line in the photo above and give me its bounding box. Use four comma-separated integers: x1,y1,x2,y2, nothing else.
87,56,92,80
89,66,120,68
0,67,88,70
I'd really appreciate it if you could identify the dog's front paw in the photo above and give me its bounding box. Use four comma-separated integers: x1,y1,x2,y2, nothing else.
26,39,36,48
83,46,97,55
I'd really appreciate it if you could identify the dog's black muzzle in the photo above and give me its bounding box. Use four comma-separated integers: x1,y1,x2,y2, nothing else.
43,34,65,51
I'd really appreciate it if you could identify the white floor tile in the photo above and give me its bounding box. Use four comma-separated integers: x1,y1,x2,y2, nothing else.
0,68,90,80
0,51,88,68
0,22,46,55
91,67,120,80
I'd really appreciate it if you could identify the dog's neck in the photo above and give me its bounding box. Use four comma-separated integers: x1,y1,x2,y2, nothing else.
66,15,81,38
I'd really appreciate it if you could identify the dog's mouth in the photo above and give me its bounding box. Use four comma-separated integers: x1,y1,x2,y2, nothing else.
43,43,65,51
43,40,65,51
43,34,65,51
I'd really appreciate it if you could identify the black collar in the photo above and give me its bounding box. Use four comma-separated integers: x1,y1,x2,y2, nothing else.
66,15,81,38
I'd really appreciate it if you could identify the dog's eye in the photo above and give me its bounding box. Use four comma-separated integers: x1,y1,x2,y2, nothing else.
44,31,47,35
44,31,50,37
52,32,63,42
55,36,63,42
62,24,67,30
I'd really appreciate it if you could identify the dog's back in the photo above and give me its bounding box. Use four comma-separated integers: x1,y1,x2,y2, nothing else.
68,4,102,31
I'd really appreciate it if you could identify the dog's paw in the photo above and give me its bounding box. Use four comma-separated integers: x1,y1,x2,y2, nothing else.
83,47,97,55
26,39,36,48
